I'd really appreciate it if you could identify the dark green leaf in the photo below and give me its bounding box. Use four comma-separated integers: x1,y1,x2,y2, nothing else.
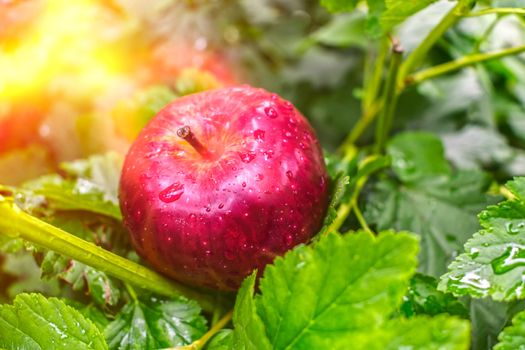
366,132,495,276
400,274,468,318
0,293,107,350
104,295,207,350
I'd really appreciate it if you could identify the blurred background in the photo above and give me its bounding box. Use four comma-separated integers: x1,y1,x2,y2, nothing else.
2,0,525,185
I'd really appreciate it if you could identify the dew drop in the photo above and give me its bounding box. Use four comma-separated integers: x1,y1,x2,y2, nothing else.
506,221,525,235
242,182,247,188
218,203,224,209
254,129,265,141
284,234,293,246
286,171,293,179
285,131,292,138
491,244,525,274
238,151,256,163
159,182,184,203
263,150,274,160
256,174,264,181
283,101,294,110
264,107,278,118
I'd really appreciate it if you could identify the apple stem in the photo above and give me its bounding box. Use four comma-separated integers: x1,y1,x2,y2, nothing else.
177,125,212,158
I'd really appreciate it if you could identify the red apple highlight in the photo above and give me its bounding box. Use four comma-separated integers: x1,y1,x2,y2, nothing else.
119,85,329,290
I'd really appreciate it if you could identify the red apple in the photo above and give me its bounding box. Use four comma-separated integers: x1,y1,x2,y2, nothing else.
119,85,329,290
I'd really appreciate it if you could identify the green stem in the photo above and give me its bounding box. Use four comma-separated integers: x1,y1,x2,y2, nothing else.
405,44,525,87
0,197,216,312
398,0,474,85
374,45,403,154
172,310,233,350
363,39,389,111
466,8,525,17
353,205,372,234
473,16,501,53
340,40,388,150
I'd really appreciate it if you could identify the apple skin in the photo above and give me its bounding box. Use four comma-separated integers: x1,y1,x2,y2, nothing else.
119,85,329,290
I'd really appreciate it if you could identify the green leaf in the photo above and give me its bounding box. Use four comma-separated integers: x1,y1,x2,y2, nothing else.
439,177,525,301
42,252,121,306
311,13,368,49
232,274,272,350
388,132,450,183
20,152,123,220
320,0,359,13
233,231,471,349
255,232,418,349
366,132,495,276
0,293,107,350
104,295,207,350
381,315,470,350
400,274,468,318
494,309,525,350
204,329,233,350
64,300,109,332
378,0,439,35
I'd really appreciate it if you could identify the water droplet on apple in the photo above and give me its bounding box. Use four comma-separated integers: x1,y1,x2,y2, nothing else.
256,174,264,181
284,234,293,246
263,150,274,160
205,206,211,212
218,203,224,209
238,151,256,163
283,101,293,110
285,131,292,138
253,129,265,141
242,182,247,188
264,106,278,118
159,182,184,203
286,171,293,179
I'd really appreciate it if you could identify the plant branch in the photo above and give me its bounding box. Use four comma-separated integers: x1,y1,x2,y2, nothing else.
398,0,474,85
466,8,525,17
404,44,525,87
374,44,403,154
172,310,233,350
0,197,216,312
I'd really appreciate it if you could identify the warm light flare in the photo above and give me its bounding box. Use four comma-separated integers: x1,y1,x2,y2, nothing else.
0,0,127,100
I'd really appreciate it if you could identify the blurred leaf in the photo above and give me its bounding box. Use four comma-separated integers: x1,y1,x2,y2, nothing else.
204,329,233,350
320,0,359,13
380,315,470,350
112,86,176,141
440,177,525,301
400,274,468,318
41,252,121,307
20,153,123,220
366,132,496,277
104,295,207,350
0,293,107,350
494,309,525,350
311,13,368,48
